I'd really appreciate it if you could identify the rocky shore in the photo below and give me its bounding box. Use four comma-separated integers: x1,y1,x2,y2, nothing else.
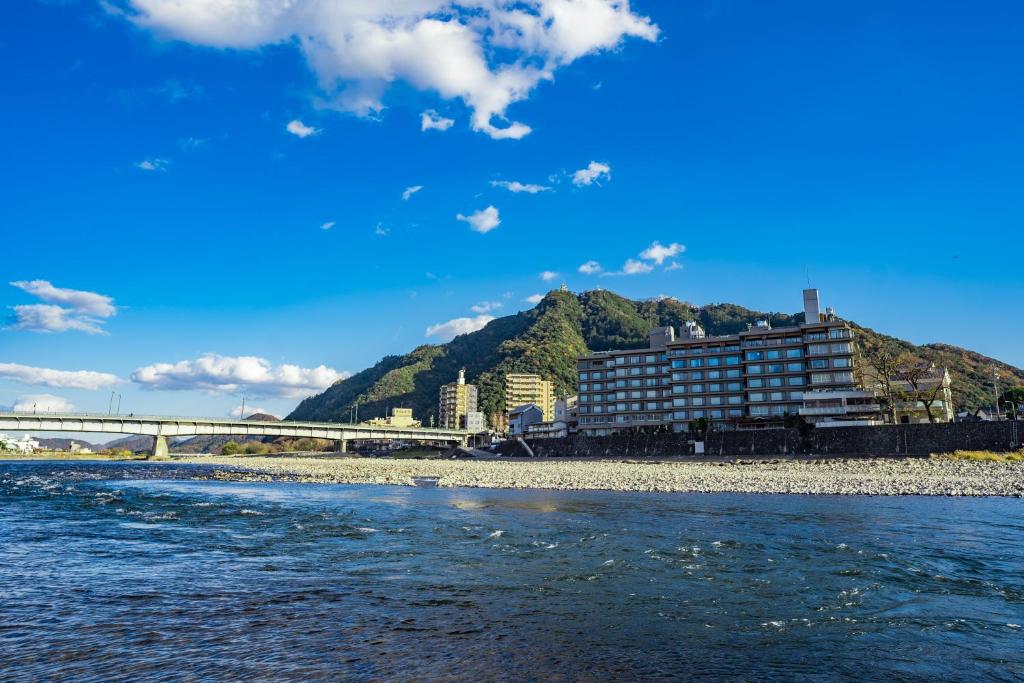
181,455,1024,497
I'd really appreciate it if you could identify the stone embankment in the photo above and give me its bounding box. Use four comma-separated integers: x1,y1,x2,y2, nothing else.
183,455,1024,497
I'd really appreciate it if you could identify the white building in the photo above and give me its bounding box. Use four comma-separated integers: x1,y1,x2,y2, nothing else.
0,432,40,453
799,389,884,427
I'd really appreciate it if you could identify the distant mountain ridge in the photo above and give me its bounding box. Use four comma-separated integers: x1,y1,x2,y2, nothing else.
289,289,1024,427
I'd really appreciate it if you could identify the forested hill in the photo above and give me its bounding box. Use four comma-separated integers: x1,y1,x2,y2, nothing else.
288,289,1024,426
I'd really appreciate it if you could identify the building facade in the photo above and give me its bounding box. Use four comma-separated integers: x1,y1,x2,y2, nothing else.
505,373,556,421
462,411,487,433
363,407,421,429
509,404,545,436
438,369,479,430
576,289,860,436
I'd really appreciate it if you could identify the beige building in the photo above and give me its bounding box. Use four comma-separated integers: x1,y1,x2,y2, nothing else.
505,373,556,421
363,407,421,429
439,369,479,430
893,365,954,423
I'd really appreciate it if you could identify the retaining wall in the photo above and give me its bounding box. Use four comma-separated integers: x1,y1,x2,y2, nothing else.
496,420,1023,458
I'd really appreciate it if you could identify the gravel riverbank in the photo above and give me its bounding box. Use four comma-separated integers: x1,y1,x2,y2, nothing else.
181,455,1024,496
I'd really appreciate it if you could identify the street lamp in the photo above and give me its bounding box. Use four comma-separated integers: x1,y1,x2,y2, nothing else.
1003,401,1018,421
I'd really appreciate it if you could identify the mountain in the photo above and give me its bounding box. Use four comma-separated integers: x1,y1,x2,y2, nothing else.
289,289,1024,426
36,438,101,451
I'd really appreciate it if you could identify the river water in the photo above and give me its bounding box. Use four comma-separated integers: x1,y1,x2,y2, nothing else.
1,461,1022,682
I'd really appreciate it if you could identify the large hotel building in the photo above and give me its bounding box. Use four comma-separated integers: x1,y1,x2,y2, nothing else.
576,289,858,436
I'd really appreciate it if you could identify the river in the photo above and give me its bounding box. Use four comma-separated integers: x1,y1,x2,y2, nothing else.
1,461,1021,681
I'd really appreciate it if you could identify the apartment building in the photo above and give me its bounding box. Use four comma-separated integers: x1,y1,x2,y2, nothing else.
505,373,556,421
576,289,859,436
438,369,479,430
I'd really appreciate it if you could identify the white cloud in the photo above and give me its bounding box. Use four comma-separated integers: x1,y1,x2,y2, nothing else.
601,258,653,276
622,258,653,275
471,301,503,314
124,1,659,140
457,206,500,233
131,354,348,398
229,405,279,419
286,119,319,137
539,270,559,282
664,261,682,271
490,180,551,194
572,161,611,187
136,158,169,171
402,185,423,201
639,240,685,265
421,110,454,132
0,363,122,390
320,221,335,230
12,394,75,413
177,136,207,150
7,280,117,335
525,293,544,304
374,222,389,236
425,315,494,341
578,260,603,275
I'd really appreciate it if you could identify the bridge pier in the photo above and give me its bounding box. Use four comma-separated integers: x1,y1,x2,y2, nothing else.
336,439,348,454
150,435,170,460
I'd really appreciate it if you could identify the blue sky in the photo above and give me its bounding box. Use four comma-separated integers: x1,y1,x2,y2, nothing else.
2,0,1022,428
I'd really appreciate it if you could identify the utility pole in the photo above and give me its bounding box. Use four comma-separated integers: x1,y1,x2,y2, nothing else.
240,395,246,421
116,394,122,415
108,391,115,415
993,370,1000,420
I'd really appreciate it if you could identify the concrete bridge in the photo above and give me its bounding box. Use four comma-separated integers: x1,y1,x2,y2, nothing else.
0,412,473,457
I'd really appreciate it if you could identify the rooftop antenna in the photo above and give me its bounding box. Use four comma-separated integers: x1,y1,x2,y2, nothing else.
805,264,812,288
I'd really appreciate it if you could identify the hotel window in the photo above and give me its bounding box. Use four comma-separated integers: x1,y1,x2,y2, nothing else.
615,357,625,365
749,392,766,402
831,343,852,354
672,385,686,394
672,372,687,381
768,377,784,388
767,363,784,373
630,391,642,398
691,384,704,393
786,362,803,372
748,378,765,389
766,350,782,360
691,397,705,407
580,395,589,402
629,355,641,364
786,336,802,344
630,380,642,387
707,357,721,367
593,371,604,380
645,379,658,387
770,391,785,401
645,366,657,375
616,391,626,400
725,355,741,366
673,398,688,407
829,328,851,339
615,415,627,423
808,343,829,356
709,383,723,392
592,382,603,391
834,371,854,383
786,349,803,359
616,368,626,377
692,410,706,418
727,382,743,391
810,358,829,369
728,408,743,417
748,365,763,375
579,372,589,381
726,369,742,379
811,373,832,385
789,391,804,401
629,368,640,376
746,351,764,361
616,380,626,388
630,403,641,411
805,332,826,341
645,354,656,363
833,357,852,368
770,405,788,415
580,383,589,392
788,376,805,386
749,406,769,416
606,393,616,401
662,401,673,409
690,371,704,380
616,403,627,412
689,359,704,368
707,370,722,380
646,390,658,398
593,405,603,414
710,409,724,419
646,402,659,410
709,396,723,406
727,395,743,405
674,411,689,420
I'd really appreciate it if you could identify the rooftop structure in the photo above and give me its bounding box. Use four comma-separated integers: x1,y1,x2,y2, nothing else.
439,369,479,430
505,373,556,421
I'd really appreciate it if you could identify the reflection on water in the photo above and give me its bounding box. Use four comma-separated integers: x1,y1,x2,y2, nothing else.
1,461,1022,681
